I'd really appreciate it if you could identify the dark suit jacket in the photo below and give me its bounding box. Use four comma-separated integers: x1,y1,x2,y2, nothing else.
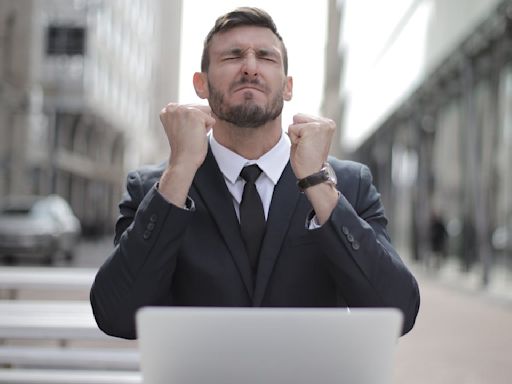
90,148,420,339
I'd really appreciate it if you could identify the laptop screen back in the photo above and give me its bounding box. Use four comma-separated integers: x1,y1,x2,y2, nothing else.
136,307,403,384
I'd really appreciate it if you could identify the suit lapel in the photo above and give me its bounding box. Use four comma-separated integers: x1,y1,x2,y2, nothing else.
192,147,254,298
253,162,301,306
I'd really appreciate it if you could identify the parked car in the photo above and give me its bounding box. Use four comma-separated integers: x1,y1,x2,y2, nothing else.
0,195,81,264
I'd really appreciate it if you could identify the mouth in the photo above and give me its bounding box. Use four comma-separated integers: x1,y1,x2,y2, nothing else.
233,85,265,94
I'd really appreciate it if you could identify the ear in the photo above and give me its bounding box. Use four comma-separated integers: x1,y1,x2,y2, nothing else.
283,76,293,101
193,72,209,99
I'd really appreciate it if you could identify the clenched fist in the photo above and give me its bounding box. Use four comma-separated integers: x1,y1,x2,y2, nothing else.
158,103,215,207
287,114,336,179
160,103,216,170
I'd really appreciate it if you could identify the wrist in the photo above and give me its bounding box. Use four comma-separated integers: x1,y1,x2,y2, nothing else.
167,159,200,177
294,162,324,180
297,162,337,192
158,164,197,207
303,183,339,225
169,153,204,173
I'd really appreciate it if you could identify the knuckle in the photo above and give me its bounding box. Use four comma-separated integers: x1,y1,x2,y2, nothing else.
161,103,178,117
319,118,335,133
183,104,199,114
165,102,177,110
312,122,322,132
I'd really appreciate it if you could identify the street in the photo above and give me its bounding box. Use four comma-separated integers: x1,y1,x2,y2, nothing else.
394,270,512,384
73,237,512,383
72,236,114,268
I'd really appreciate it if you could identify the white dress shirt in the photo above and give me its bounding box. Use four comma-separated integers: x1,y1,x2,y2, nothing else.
209,132,290,221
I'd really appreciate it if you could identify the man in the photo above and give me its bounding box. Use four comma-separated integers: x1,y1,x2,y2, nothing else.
90,7,420,340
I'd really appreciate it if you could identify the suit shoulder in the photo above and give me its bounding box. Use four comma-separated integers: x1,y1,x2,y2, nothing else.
126,161,166,188
326,158,376,201
327,157,369,179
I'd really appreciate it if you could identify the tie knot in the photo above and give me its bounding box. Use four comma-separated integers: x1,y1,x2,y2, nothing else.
240,164,262,183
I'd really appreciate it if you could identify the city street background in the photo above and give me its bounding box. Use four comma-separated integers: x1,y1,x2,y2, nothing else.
2,0,512,382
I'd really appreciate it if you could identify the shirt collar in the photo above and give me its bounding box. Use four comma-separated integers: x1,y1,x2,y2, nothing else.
209,131,291,185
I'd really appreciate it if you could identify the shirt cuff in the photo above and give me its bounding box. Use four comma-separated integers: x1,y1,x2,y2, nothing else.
306,210,322,230
155,182,196,211
183,196,195,211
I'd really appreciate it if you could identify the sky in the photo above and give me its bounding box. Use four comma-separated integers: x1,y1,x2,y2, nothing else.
341,0,430,148
178,0,328,128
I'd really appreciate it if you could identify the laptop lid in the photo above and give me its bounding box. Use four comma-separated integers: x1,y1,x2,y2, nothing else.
136,307,403,384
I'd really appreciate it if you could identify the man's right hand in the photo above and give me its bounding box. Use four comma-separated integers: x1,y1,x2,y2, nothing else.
160,103,216,170
158,103,215,207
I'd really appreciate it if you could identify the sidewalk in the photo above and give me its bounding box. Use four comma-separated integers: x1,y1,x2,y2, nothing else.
393,268,512,384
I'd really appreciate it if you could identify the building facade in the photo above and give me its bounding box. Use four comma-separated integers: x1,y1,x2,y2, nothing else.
0,0,182,234
324,0,512,288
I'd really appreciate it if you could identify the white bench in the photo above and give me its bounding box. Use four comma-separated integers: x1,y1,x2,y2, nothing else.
0,345,139,370
0,368,142,384
0,267,96,300
0,300,137,348
0,270,142,382
0,300,140,382
0,300,107,340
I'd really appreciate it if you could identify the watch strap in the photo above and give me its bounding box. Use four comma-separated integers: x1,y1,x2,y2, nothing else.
297,168,330,191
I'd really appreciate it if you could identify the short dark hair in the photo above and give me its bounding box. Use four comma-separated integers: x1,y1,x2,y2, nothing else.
200,7,288,74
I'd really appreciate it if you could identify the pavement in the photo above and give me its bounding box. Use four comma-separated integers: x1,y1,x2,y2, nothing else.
68,237,512,383
393,266,512,384
72,235,114,268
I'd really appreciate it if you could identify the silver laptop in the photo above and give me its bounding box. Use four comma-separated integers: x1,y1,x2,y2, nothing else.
136,307,403,384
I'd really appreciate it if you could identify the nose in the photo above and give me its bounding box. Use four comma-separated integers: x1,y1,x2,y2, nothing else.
242,52,258,77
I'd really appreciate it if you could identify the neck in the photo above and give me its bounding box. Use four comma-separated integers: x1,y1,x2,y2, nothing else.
212,118,283,160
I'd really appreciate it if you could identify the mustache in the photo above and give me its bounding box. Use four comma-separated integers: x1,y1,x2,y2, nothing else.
229,77,268,93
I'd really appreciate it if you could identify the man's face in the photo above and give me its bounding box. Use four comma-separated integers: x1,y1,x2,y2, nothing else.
201,26,292,128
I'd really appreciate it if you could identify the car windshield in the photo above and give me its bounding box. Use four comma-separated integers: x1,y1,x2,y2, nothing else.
31,200,55,218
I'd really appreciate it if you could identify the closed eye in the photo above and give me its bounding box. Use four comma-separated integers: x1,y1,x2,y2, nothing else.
257,50,278,63
222,48,243,61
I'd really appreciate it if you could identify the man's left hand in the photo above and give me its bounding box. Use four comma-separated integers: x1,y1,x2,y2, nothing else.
288,114,336,179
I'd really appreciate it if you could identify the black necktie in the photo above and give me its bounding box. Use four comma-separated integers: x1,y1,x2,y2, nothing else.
240,165,266,274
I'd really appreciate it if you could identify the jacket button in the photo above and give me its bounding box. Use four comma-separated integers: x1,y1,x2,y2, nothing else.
143,231,151,240
347,234,354,243
147,222,155,231
352,241,360,250
342,226,349,235
150,214,158,223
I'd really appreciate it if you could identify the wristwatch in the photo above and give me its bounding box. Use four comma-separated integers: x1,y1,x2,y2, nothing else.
297,162,337,191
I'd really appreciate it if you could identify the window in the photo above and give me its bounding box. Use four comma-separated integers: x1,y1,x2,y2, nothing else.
46,26,86,56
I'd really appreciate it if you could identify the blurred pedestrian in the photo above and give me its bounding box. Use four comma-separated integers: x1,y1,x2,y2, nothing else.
429,210,448,268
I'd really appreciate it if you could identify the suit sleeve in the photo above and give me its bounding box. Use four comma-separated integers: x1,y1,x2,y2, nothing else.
311,163,420,335
90,170,193,339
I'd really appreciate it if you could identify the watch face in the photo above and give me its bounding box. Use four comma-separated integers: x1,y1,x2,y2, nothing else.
324,163,337,185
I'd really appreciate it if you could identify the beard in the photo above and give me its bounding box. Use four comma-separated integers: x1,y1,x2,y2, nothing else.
207,77,284,128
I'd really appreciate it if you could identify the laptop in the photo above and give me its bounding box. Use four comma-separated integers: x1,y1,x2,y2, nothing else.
136,307,403,384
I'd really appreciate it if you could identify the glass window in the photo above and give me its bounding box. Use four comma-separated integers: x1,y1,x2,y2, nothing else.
46,25,86,56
